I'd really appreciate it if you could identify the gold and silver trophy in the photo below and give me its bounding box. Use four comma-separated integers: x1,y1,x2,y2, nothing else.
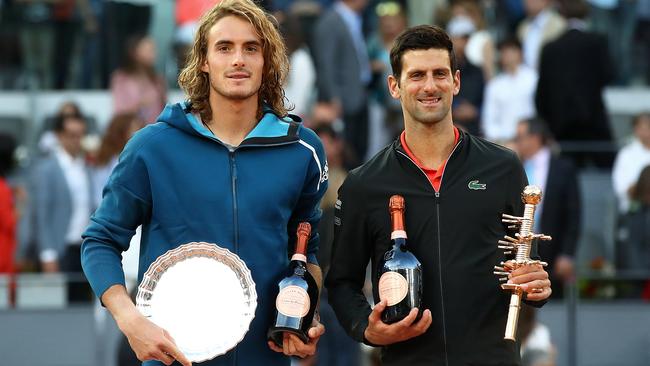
493,185,551,341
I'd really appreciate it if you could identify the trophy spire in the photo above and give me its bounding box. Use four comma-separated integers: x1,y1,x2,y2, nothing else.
494,185,552,341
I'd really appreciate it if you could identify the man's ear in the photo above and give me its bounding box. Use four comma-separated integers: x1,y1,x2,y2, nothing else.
200,58,209,73
388,74,401,100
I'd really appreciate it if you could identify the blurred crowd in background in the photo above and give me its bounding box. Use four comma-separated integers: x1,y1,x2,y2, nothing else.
1,0,650,365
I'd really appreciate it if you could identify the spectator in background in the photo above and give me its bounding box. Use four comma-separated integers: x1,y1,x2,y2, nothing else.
407,0,447,28
367,1,407,155
450,0,496,80
635,0,650,84
90,113,145,208
535,0,614,168
281,13,316,118
38,101,84,155
497,0,527,35
612,113,650,213
53,100,83,120
51,0,97,89
33,114,94,303
104,0,154,86
517,0,566,69
616,165,650,299
313,0,371,166
0,133,18,304
447,15,484,135
174,0,221,71
515,118,581,299
587,0,636,85
15,0,55,88
111,34,167,124
482,37,537,144
80,0,103,89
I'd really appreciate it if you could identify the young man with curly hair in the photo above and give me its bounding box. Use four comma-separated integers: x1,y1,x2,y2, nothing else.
82,1,327,365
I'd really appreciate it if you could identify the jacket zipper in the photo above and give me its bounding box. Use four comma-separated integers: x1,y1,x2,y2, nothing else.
434,195,448,366
229,150,239,253
228,149,239,366
396,138,461,366
199,130,300,366
228,141,302,366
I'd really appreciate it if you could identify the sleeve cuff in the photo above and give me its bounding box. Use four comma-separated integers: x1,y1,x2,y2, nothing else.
523,297,547,308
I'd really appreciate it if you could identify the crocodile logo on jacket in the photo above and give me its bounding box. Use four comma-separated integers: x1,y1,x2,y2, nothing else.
468,180,487,190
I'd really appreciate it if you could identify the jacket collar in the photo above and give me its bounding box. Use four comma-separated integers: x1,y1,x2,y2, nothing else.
394,127,466,157
160,102,302,147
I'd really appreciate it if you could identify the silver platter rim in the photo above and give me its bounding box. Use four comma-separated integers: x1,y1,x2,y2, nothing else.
135,242,257,362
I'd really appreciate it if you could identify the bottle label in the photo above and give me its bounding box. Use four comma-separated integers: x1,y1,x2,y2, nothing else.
378,271,408,306
276,285,310,317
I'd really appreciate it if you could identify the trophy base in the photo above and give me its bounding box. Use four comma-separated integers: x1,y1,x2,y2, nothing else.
267,326,309,348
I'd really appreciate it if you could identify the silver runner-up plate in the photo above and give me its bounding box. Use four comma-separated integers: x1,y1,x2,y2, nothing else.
136,242,257,362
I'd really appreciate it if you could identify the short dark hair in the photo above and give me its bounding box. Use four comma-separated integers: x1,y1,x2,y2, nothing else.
497,36,522,51
390,25,457,80
632,112,650,128
521,117,553,145
312,123,340,140
53,115,86,133
559,0,590,19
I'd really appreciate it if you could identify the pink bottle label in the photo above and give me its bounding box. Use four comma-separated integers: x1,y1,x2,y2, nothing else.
276,285,310,317
378,271,408,306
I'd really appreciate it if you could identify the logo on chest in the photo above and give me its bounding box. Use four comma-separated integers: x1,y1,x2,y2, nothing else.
468,180,487,190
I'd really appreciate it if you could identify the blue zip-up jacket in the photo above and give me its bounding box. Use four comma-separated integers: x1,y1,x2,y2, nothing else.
81,102,328,366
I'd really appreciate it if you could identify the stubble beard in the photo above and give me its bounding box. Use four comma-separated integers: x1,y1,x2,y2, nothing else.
412,103,449,126
210,77,259,101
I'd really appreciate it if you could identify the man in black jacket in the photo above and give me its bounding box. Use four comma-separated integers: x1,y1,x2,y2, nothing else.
325,25,552,366
535,0,614,167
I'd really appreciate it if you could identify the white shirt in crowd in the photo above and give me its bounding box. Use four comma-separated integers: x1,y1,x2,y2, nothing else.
40,147,91,262
482,64,538,142
612,139,650,212
523,9,551,69
285,47,316,118
56,146,91,244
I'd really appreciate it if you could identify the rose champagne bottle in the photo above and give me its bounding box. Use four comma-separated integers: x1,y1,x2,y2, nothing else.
267,222,319,346
378,195,423,324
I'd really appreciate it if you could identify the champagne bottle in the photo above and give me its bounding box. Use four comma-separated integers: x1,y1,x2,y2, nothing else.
268,222,319,347
378,195,423,324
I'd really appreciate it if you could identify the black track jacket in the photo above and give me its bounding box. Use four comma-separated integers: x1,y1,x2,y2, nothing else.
326,130,544,366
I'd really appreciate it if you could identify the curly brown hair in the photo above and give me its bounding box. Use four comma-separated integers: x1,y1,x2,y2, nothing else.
178,0,290,122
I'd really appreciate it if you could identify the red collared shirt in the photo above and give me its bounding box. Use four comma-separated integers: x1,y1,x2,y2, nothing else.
400,127,459,192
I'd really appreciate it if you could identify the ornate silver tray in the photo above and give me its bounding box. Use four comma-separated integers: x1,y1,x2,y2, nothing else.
136,242,257,362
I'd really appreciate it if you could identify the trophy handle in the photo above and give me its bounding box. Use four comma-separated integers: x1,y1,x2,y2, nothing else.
504,289,523,341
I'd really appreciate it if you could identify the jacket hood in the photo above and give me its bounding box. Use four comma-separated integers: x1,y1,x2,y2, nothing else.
156,102,303,145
